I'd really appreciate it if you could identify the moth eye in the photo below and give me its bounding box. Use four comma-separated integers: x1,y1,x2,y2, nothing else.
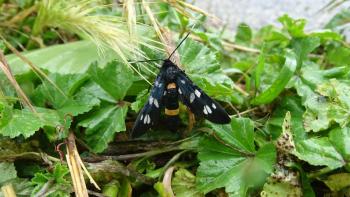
190,93,195,103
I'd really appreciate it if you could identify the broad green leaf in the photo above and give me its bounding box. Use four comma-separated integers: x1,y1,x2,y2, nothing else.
31,163,71,197
0,107,60,138
326,45,350,66
278,14,306,38
0,162,17,185
88,61,134,100
329,127,350,169
102,180,120,197
254,53,265,92
322,173,350,191
6,41,115,75
235,23,252,43
178,39,244,104
251,50,297,105
207,117,255,152
303,79,350,132
267,96,306,141
191,74,243,104
172,168,204,197
33,73,99,116
130,89,149,113
294,137,344,169
179,39,219,74
291,37,320,68
80,105,128,153
325,9,350,29
197,118,276,196
261,179,302,197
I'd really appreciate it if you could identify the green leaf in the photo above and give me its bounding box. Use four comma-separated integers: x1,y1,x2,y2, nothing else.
278,15,306,38
322,173,350,191
0,107,60,138
80,105,128,153
261,178,303,197
0,162,17,185
31,163,71,197
326,45,350,66
179,39,219,74
207,117,255,152
33,73,99,116
251,50,297,105
196,118,276,195
235,23,252,43
6,41,115,75
88,61,134,100
178,38,244,104
303,79,350,132
291,37,320,68
294,137,344,169
254,53,265,92
267,96,306,141
329,127,350,170
172,168,204,197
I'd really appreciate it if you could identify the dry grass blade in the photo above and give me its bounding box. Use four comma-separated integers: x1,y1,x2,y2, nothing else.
0,49,35,112
66,132,89,197
123,0,137,36
1,184,16,197
162,166,175,197
33,0,159,84
0,34,67,98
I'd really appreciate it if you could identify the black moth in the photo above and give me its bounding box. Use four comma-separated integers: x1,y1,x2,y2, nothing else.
131,33,230,137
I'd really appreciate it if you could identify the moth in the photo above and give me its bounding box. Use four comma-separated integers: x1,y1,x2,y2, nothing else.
131,33,230,137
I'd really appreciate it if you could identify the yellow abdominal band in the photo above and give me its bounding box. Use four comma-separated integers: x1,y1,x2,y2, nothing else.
167,83,176,89
165,108,179,116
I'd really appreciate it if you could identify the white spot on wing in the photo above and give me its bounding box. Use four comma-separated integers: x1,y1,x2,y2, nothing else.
149,96,154,105
155,81,159,86
212,103,216,109
195,89,201,98
147,115,151,124
203,106,208,115
158,83,162,87
206,105,212,114
178,88,182,94
164,91,167,96
143,114,148,124
140,114,144,120
190,93,195,103
154,99,159,108
181,80,185,84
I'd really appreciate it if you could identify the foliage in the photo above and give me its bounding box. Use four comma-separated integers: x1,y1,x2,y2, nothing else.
1,0,350,196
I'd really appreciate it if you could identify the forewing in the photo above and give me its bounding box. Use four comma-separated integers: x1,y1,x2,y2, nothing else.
131,74,165,137
176,72,230,124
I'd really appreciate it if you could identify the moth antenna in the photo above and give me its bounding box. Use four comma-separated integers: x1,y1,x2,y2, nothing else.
168,23,197,60
129,58,164,64
168,31,191,60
